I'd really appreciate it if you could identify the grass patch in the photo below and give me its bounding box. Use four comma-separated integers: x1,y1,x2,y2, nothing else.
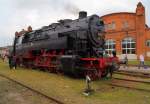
0,60,150,104
114,73,150,91
128,60,150,66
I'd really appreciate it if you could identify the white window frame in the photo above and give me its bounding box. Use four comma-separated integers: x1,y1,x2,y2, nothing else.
105,39,116,54
122,37,136,54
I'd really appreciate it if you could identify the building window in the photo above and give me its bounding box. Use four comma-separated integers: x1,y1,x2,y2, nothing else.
122,37,136,54
112,21,116,30
105,23,112,30
122,21,129,29
146,40,150,47
105,21,116,30
105,39,116,54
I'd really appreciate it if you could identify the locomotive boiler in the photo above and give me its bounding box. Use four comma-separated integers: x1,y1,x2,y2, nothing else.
12,11,118,79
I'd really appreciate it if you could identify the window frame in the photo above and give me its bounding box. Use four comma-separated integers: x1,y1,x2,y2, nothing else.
146,40,150,47
105,39,116,54
122,21,129,29
122,37,136,54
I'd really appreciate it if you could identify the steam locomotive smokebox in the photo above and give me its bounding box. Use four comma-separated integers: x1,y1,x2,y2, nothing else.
79,11,87,19
60,55,83,77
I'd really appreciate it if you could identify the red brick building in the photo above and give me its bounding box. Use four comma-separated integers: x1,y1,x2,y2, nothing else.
100,2,150,60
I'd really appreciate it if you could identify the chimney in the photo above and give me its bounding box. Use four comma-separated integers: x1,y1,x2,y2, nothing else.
15,31,19,37
79,11,87,19
136,2,145,16
28,26,32,32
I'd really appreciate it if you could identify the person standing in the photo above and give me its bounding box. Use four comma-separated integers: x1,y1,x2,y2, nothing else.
12,55,17,69
138,54,144,69
8,55,13,69
108,51,119,78
123,54,128,68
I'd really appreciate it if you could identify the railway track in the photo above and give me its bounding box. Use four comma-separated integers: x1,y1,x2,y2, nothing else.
114,70,150,78
109,70,150,92
109,83,150,92
0,74,64,104
113,77,150,84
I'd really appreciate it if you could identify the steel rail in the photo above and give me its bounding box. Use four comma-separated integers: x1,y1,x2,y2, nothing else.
109,83,150,92
113,77,150,84
114,71,150,78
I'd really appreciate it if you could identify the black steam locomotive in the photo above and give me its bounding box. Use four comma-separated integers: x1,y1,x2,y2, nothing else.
12,11,118,79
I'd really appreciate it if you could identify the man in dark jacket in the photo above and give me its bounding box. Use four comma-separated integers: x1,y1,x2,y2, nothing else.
109,51,119,78
8,55,13,69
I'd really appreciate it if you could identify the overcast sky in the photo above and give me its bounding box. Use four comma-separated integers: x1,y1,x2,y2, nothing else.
0,0,149,47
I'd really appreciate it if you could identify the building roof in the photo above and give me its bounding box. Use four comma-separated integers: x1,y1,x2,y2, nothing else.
100,12,135,18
